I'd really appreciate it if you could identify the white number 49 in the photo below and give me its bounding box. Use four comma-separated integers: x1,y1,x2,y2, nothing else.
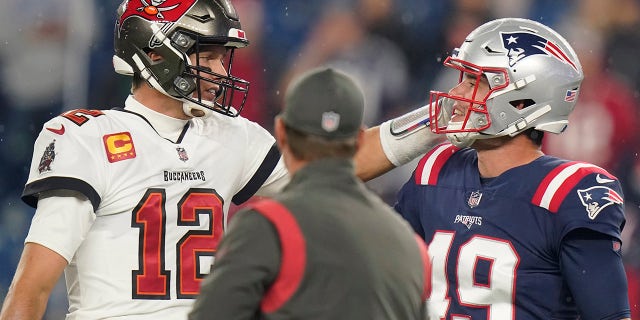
427,231,519,320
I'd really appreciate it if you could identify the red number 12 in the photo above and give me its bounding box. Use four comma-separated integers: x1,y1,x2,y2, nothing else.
131,188,224,299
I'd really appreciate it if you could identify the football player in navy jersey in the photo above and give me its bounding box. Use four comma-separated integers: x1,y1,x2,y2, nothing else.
394,18,632,319
0,0,440,319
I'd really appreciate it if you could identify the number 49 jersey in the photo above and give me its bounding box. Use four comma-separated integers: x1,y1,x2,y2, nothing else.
22,101,284,319
395,143,626,319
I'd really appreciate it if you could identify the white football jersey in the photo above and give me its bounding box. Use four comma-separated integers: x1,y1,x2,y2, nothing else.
22,97,287,319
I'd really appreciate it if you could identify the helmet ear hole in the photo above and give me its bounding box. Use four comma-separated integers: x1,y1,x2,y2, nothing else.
148,51,163,63
509,99,535,109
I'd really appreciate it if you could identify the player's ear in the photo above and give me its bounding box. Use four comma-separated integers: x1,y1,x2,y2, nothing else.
274,116,288,151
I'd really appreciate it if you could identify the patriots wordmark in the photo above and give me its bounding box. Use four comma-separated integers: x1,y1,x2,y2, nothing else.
454,215,483,229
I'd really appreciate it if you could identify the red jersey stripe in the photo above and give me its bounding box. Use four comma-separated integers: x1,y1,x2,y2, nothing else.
415,143,458,185
532,162,614,212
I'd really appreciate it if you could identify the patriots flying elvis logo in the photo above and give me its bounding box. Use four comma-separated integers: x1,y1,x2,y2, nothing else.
577,186,623,220
501,31,578,71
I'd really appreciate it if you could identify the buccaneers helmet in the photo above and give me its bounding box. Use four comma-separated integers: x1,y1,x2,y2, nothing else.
113,0,249,117
429,18,583,147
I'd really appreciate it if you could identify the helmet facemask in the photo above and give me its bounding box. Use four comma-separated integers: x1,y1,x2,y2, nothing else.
172,33,249,118
429,57,509,147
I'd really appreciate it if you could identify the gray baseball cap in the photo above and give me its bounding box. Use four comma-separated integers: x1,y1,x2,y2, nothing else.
281,68,364,139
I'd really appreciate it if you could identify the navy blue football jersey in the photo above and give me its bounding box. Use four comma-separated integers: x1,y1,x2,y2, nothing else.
395,143,626,319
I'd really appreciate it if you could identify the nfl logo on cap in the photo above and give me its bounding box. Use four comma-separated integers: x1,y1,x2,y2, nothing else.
321,111,340,132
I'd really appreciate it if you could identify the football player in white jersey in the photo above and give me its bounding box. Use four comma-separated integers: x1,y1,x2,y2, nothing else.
0,0,438,319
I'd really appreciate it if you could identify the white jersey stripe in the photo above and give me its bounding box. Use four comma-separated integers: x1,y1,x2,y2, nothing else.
538,162,598,210
419,144,454,185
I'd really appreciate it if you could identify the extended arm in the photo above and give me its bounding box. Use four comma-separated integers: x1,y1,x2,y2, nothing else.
0,191,94,320
355,126,395,181
0,243,67,320
355,104,442,181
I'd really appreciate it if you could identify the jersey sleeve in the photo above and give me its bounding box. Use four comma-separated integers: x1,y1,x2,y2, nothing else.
22,115,107,210
189,209,280,320
24,190,95,262
555,173,626,241
529,161,626,241
254,157,289,199
229,119,284,205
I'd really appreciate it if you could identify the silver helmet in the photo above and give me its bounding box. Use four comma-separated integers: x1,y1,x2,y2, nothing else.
429,18,584,147
113,0,250,117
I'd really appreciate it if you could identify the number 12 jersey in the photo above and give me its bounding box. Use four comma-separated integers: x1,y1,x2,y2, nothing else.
22,96,286,319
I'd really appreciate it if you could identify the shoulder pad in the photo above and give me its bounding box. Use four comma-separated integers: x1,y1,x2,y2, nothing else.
414,143,459,185
59,109,106,126
531,161,619,213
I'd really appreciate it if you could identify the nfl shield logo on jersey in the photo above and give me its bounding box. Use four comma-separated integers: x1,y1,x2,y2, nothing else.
467,190,483,208
176,147,189,162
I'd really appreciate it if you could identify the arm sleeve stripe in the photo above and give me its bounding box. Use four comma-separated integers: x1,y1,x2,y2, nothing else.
22,176,101,211
232,144,281,205
250,199,306,313
531,162,614,212
415,143,458,185
414,235,432,300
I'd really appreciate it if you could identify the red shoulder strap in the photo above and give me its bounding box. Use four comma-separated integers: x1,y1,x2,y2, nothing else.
250,199,306,313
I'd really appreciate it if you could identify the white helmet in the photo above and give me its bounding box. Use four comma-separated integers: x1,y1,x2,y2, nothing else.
429,18,584,147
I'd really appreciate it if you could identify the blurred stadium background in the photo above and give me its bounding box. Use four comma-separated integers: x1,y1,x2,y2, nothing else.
0,0,638,317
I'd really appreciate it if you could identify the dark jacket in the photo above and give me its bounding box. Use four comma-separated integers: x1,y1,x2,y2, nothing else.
190,158,430,320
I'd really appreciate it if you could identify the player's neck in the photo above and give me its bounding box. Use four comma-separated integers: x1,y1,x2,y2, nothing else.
475,135,544,178
133,87,190,120
283,154,309,177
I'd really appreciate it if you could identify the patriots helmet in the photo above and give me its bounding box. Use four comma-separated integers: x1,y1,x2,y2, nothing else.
429,18,583,147
113,0,250,117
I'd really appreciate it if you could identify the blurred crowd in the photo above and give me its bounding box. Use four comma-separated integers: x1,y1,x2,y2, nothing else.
0,0,638,317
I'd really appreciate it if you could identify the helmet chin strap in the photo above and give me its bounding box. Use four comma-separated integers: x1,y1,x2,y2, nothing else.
445,103,552,147
183,88,237,118
445,121,480,148
446,132,477,148
500,104,552,137
183,100,214,118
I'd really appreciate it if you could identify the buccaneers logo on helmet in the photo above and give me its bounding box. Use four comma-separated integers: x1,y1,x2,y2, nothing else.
119,0,195,24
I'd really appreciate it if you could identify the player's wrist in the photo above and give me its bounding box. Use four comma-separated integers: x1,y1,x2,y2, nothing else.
379,106,441,166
